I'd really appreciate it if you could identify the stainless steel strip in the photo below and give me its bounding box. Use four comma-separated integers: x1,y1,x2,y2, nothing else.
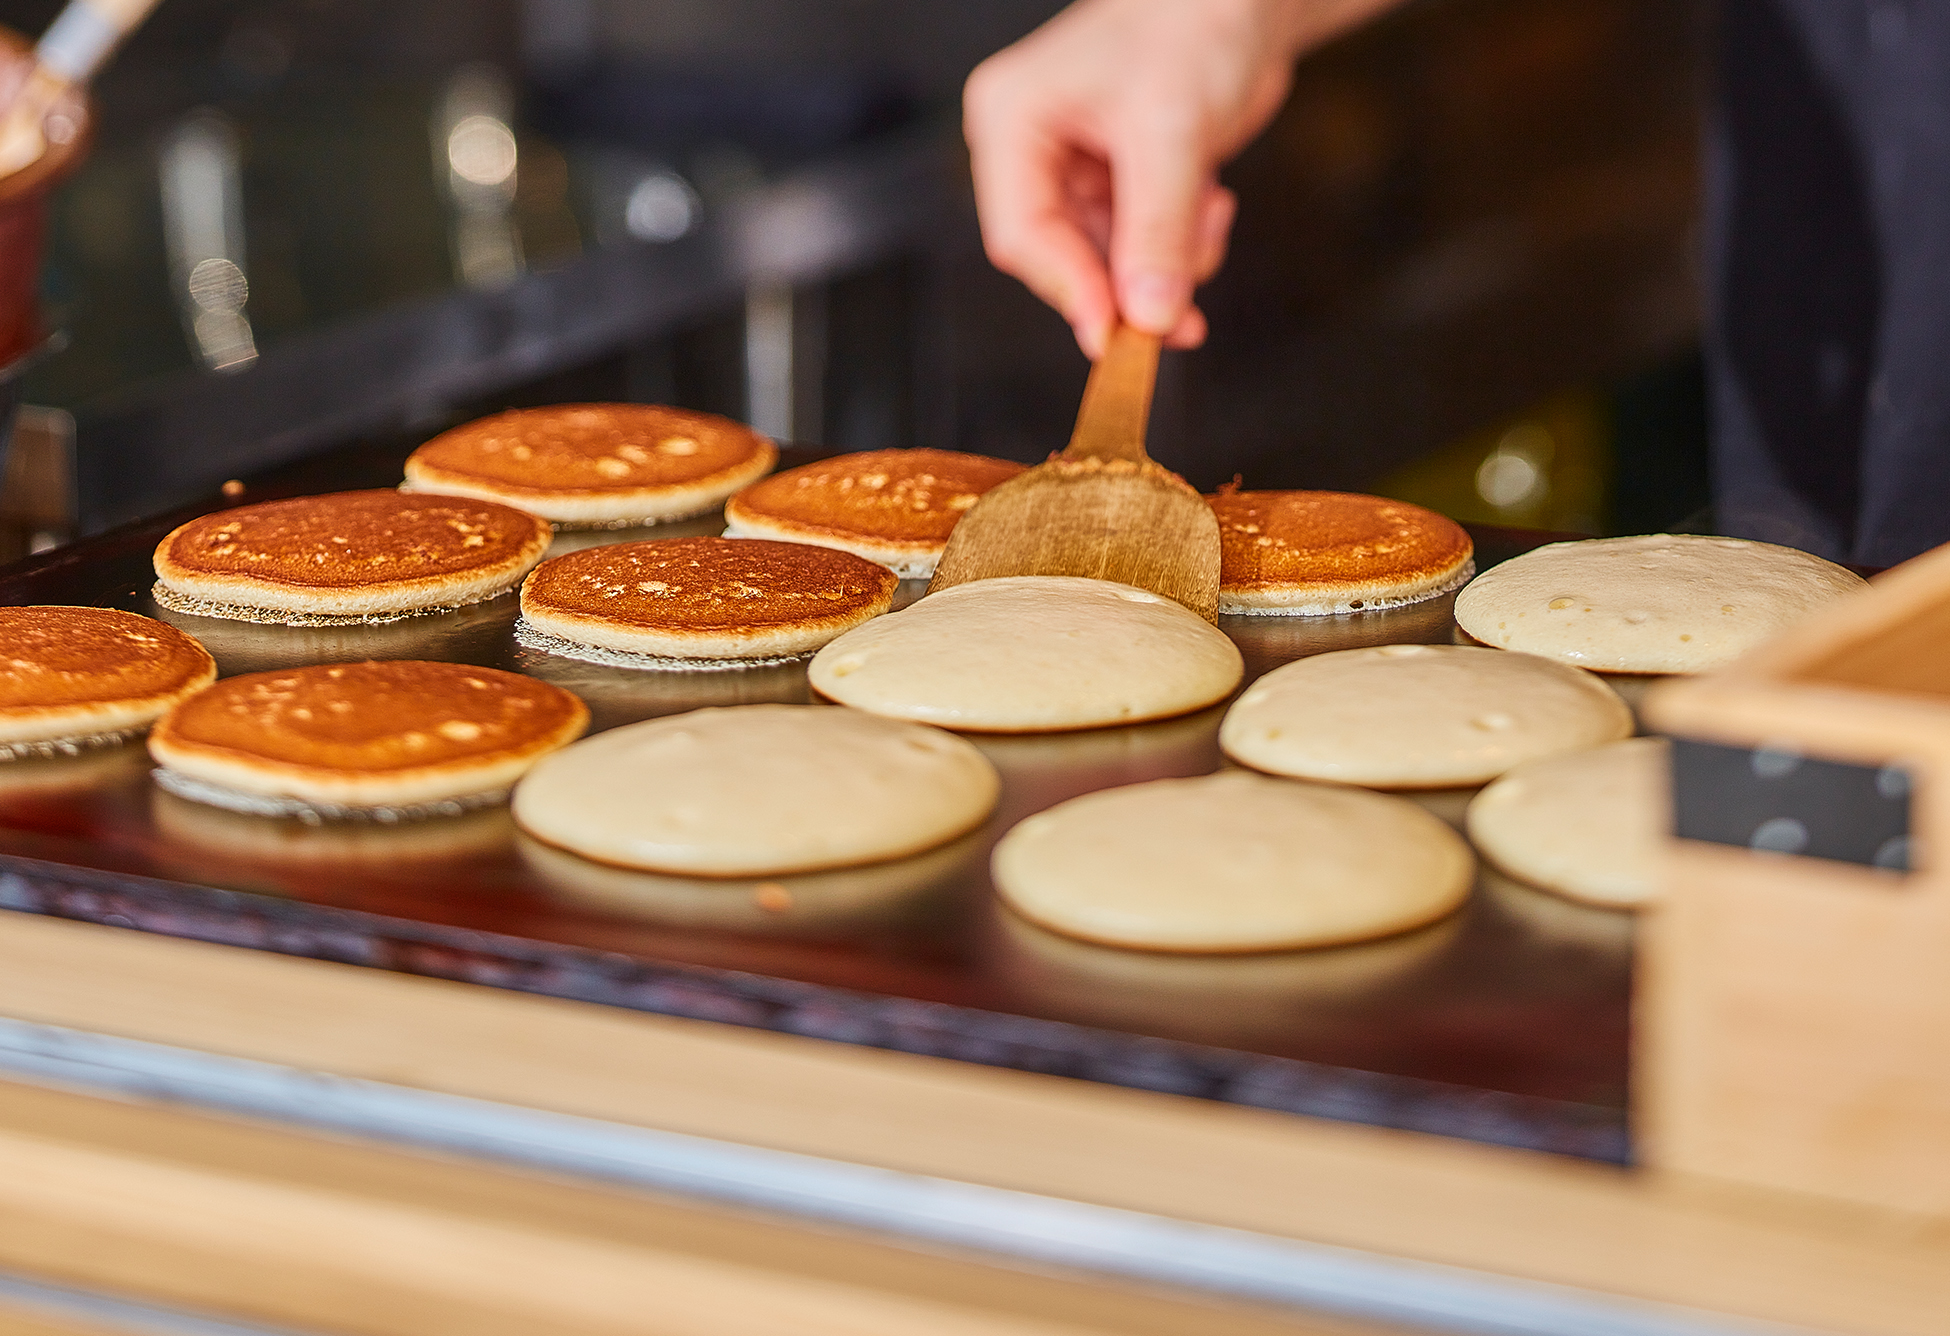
0,1017,1820,1336
0,1270,317,1336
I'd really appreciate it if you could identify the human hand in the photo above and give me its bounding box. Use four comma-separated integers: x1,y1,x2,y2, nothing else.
964,0,1396,357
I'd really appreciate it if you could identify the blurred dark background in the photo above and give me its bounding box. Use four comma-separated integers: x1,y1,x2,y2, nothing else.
0,0,1711,554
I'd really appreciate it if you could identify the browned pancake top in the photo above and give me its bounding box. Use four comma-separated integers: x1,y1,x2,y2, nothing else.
0,607,214,709
407,405,771,494
524,537,897,631
154,661,585,773
1209,490,1472,591
728,449,1026,546
156,491,550,590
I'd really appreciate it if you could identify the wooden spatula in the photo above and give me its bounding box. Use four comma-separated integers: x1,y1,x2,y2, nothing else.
928,322,1222,620
0,0,165,177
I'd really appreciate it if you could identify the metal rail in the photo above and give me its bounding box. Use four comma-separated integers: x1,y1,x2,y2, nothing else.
0,1016,1821,1336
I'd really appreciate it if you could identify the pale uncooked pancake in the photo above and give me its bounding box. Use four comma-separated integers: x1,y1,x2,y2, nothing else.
149,661,588,813
513,704,999,876
1210,489,1474,615
1466,737,1668,909
153,491,552,623
402,404,776,524
808,576,1243,733
1220,643,1630,788
519,826,981,935
0,607,216,754
722,448,1026,577
1452,534,1866,674
992,771,1474,953
518,536,896,661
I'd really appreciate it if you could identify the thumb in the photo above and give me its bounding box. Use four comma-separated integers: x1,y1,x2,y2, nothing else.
1107,131,1208,337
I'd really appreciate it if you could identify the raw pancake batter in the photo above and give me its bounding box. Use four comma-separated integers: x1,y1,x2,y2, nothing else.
514,704,999,876
992,770,1474,953
809,575,1242,732
1453,534,1864,674
1221,643,1630,789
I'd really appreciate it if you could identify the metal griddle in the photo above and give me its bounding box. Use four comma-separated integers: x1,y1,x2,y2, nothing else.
0,444,1632,1162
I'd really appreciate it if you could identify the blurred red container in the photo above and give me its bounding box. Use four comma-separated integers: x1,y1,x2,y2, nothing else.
0,27,90,371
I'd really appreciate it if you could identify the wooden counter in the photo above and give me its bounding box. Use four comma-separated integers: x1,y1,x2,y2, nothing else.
0,911,1941,1336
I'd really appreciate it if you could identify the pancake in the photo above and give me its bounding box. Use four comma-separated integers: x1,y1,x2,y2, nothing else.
993,908,1462,1044
808,575,1243,733
517,536,897,664
722,448,1027,577
519,824,984,936
1210,489,1474,615
148,660,587,815
513,704,999,876
1466,736,1668,908
153,490,552,624
1452,533,1866,674
0,607,216,757
154,791,517,868
992,771,1474,953
402,404,776,525
1220,643,1630,788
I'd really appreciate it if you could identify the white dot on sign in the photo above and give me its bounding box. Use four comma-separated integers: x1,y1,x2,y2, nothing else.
626,171,700,243
1751,746,1801,780
1876,764,1911,801
1750,817,1809,855
448,114,517,186
1874,836,1911,871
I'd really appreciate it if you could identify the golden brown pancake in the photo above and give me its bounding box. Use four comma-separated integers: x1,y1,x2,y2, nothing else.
402,404,777,525
149,660,588,813
722,448,1027,577
519,536,897,662
1209,489,1474,615
0,607,217,754
152,490,552,623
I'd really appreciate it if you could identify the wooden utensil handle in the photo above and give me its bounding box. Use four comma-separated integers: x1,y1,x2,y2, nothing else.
36,0,166,84
1063,323,1162,465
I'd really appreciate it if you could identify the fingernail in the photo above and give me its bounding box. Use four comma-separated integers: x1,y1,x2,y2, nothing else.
1120,272,1190,334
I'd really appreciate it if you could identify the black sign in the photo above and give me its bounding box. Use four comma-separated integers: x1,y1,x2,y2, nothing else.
1671,737,1912,873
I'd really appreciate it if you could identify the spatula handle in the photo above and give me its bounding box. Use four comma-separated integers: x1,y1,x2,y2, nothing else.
1063,322,1161,465
36,0,165,85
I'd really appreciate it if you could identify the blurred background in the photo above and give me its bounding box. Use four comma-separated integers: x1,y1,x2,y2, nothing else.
0,0,1710,559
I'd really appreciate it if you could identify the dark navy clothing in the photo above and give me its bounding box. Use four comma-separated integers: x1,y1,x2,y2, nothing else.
1709,0,1950,565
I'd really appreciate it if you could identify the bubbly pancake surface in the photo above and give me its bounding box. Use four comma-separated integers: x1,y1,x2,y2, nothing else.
809,575,1243,732
154,490,551,618
150,660,587,805
520,536,897,659
514,704,1000,876
1452,533,1866,674
1466,737,1668,908
992,771,1474,953
1220,643,1631,788
403,404,776,521
0,607,217,745
723,448,1027,576
1210,489,1474,614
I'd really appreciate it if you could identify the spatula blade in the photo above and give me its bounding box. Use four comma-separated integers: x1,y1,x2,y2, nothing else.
928,456,1221,621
